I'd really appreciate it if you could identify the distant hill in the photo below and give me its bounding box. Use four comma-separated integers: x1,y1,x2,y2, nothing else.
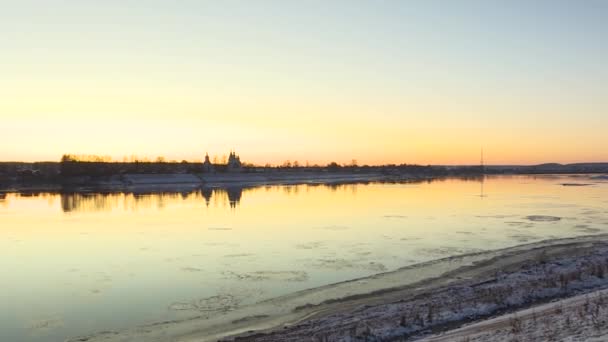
486,163,608,173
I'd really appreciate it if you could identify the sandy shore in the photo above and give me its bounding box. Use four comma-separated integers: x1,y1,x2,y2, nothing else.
68,234,608,342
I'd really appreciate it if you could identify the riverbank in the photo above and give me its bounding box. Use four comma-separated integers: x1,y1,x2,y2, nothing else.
0,172,434,193
3,170,606,194
68,234,608,342
420,287,608,341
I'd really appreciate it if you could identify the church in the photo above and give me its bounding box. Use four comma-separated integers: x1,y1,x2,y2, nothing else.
202,151,242,173
226,150,242,172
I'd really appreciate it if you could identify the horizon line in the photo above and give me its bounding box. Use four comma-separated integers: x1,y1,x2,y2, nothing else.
2,159,608,167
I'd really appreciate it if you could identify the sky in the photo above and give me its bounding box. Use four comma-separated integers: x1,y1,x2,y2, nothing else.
1,0,607,165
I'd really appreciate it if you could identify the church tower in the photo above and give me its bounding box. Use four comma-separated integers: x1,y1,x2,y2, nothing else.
227,150,242,173
202,153,214,173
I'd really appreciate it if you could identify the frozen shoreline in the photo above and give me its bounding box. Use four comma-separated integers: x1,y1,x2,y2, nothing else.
4,172,605,194
68,234,608,342
1,172,424,193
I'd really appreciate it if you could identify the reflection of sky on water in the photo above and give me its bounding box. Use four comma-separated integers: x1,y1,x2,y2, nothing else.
1,175,608,341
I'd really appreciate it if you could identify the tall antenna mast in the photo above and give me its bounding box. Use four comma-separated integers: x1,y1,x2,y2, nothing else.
480,147,486,198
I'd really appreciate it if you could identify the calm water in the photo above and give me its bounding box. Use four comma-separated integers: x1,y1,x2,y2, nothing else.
2,175,608,341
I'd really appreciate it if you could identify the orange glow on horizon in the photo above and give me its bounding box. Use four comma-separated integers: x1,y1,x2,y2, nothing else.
2,2,607,165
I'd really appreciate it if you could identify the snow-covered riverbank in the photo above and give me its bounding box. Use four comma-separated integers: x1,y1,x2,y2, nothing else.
421,287,608,341
225,235,608,342
68,235,608,342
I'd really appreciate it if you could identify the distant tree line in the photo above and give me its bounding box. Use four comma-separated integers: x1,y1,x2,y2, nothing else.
0,154,493,181
59,154,206,177
57,154,465,177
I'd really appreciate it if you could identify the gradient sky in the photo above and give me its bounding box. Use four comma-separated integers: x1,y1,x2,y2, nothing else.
1,0,607,165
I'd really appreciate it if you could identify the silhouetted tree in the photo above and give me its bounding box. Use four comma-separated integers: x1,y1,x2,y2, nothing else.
327,162,341,172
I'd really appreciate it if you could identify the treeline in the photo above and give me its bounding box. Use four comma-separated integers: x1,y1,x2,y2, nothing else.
57,162,443,176
60,154,210,176
59,160,205,177
0,154,485,180
58,161,479,177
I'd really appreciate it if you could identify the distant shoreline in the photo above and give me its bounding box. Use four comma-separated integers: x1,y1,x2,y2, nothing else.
0,171,448,193
1,171,607,194
2,160,608,194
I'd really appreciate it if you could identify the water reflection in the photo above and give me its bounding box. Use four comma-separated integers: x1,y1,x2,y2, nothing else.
3,178,491,213
57,183,360,213
58,187,245,213
2,175,607,342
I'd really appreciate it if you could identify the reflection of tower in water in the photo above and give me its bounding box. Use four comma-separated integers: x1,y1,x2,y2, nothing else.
479,176,487,198
201,188,213,207
225,187,242,208
36,190,246,213
200,187,243,208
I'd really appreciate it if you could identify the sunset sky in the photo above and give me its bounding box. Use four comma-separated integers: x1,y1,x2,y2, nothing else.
1,1,607,165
